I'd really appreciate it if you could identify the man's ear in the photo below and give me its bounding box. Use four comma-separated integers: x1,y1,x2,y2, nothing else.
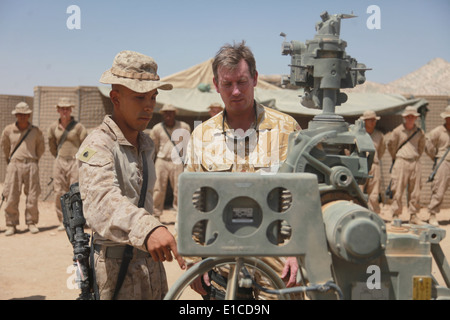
110,89,120,108
253,70,258,88
213,77,219,93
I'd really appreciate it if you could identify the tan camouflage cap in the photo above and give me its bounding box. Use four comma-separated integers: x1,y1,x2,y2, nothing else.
56,97,75,108
440,105,450,119
360,110,380,120
402,106,420,117
100,50,173,93
12,102,32,115
160,104,177,113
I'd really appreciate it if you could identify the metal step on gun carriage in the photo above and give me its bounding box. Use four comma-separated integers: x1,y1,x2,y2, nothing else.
165,12,450,300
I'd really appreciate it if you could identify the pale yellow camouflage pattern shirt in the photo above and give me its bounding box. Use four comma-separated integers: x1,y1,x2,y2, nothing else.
76,115,162,251
185,103,301,173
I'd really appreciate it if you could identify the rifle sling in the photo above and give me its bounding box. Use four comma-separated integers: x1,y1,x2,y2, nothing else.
56,119,77,156
112,151,148,300
389,127,421,173
8,125,34,163
429,146,450,181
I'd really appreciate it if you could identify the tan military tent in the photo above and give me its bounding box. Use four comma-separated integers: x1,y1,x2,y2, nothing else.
99,58,428,117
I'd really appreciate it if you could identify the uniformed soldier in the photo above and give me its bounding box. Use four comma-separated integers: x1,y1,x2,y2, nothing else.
207,102,223,118
386,106,425,224
76,50,185,300
360,110,385,214
47,97,87,231
150,104,191,218
1,102,45,236
424,105,450,226
184,41,302,299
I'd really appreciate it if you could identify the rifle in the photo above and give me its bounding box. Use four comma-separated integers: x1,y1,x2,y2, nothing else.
61,182,97,300
427,146,450,183
385,127,421,199
43,178,54,201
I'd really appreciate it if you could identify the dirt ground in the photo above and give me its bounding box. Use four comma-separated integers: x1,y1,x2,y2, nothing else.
0,184,449,300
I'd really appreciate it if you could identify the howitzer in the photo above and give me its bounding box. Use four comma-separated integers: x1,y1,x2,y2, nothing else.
168,12,450,300
427,146,450,182
61,182,96,300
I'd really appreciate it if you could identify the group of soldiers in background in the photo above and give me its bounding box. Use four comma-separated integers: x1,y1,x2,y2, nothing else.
361,105,450,226
1,99,449,236
0,98,87,236
0,97,224,236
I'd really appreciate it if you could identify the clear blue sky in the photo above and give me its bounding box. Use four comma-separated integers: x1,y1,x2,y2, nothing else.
0,0,449,96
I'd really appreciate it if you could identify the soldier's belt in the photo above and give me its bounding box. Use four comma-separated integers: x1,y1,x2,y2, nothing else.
397,157,418,162
94,244,150,259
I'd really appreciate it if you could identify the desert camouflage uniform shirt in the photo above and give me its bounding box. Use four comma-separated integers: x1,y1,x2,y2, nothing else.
77,115,162,251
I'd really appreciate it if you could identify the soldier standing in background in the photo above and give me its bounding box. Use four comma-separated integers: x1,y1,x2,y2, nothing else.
150,104,190,219
47,97,87,231
424,105,450,226
1,102,45,236
360,110,385,214
386,106,425,224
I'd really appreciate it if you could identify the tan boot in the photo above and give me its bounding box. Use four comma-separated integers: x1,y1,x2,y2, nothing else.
5,226,16,236
409,214,426,225
428,214,439,227
27,224,39,234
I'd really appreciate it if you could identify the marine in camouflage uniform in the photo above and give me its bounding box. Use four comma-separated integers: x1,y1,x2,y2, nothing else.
47,97,87,230
183,41,301,300
360,110,385,214
386,106,425,224
77,50,185,300
1,102,45,236
424,105,450,226
150,104,191,218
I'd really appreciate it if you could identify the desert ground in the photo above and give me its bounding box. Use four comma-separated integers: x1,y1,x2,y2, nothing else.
0,184,449,300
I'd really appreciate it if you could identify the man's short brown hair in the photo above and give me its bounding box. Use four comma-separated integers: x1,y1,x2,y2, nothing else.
212,40,257,81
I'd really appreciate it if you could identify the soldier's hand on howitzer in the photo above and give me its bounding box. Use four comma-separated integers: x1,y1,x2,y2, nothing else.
281,257,299,288
146,226,186,270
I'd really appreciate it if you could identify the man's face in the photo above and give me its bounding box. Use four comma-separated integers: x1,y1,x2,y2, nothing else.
110,85,158,132
162,111,176,127
364,118,377,134
403,115,417,130
15,113,30,126
213,59,257,116
57,107,72,121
